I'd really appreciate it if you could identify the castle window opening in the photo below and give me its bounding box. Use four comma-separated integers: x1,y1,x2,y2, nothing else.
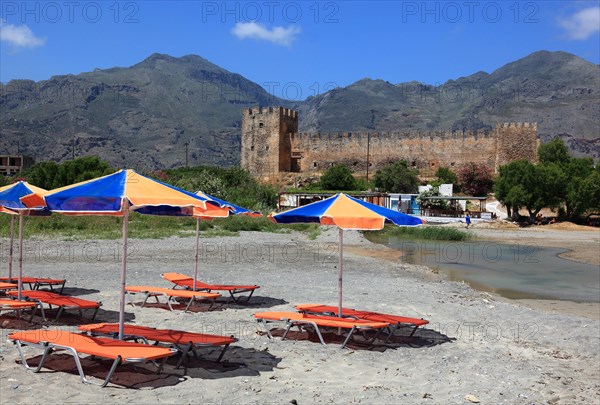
266,146,269,151
450,162,455,167
251,145,255,151
313,162,317,168
259,122,264,128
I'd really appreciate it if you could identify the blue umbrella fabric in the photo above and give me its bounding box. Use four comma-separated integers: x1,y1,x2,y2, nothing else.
0,181,49,299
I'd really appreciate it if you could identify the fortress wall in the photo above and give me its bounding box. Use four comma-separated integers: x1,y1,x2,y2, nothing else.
292,130,497,174
242,107,538,180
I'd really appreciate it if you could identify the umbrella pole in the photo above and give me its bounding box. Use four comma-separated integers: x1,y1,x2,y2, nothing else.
8,216,14,280
338,228,343,318
17,214,24,301
119,201,130,340
193,216,200,292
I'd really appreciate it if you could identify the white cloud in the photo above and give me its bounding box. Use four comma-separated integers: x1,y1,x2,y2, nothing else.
558,7,600,40
232,22,300,46
0,20,46,48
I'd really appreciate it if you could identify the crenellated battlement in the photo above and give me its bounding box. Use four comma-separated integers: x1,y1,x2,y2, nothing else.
499,122,537,129
244,106,298,118
293,128,494,142
242,106,539,180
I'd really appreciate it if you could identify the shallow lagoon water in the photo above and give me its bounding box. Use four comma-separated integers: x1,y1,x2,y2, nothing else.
367,235,600,302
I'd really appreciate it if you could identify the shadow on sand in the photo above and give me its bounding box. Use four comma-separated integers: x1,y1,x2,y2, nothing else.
261,326,455,351
16,345,281,389
58,287,101,297
126,295,288,313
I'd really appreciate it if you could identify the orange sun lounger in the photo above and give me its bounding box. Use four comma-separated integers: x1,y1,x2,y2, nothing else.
125,286,221,312
0,282,18,292
7,290,101,322
0,299,40,322
161,272,260,304
0,277,66,294
296,304,429,341
254,311,389,348
79,323,237,367
8,329,176,387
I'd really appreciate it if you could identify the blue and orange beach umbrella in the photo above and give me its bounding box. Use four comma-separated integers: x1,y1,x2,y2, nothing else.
269,193,424,316
21,169,231,339
0,181,49,300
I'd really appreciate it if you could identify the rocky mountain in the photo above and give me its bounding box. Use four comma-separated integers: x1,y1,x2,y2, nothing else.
1,50,598,169
0,53,286,169
295,51,600,159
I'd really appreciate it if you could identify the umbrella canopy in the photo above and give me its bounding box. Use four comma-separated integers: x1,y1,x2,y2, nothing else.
21,170,231,338
196,191,262,217
0,181,49,299
269,193,424,316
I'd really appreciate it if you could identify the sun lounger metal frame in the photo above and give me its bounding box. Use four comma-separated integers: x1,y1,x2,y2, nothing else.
125,286,220,312
79,323,237,368
7,290,101,322
0,277,66,294
0,299,40,322
9,329,176,387
254,311,389,349
296,304,429,342
161,272,259,304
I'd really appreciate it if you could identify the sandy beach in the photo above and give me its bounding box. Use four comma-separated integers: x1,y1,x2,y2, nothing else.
0,228,599,404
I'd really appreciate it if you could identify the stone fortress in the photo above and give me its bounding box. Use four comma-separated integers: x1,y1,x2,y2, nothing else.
241,106,539,181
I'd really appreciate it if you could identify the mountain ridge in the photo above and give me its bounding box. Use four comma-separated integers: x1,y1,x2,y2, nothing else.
1,50,598,170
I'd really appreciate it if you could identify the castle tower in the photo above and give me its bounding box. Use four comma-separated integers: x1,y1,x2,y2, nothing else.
494,123,539,172
241,107,299,180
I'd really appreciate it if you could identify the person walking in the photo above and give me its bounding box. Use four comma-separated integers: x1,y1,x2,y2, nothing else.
465,212,471,229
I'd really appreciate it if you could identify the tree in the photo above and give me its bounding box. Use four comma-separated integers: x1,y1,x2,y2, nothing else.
23,156,115,189
434,167,457,185
373,161,419,193
319,165,357,191
563,159,600,218
538,137,570,166
495,160,536,220
458,162,494,196
417,186,449,210
495,160,566,221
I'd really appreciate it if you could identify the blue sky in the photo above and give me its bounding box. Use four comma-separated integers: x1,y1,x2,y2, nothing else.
1,1,599,101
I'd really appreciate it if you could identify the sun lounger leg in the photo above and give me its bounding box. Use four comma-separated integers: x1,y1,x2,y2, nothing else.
28,304,40,322
54,307,65,323
166,295,175,311
183,298,194,312
14,341,52,372
258,319,273,339
175,342,194,369
341,326,358,349
91,307,99,320
216,343,231,363
58,281,66,294
142,293,152,308
155,355,168,375
281,321,294,341
308,321,327,345
231,289,255,304
63,345,122,387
